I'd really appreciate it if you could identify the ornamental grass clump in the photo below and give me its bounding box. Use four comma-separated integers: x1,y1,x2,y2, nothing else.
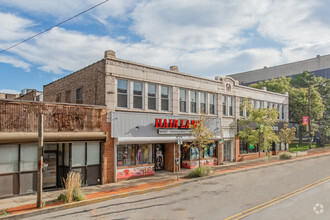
60,171,83,203
279,152,292,160
189,166,212,178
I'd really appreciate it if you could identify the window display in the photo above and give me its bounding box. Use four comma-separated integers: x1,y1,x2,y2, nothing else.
117,144,154,166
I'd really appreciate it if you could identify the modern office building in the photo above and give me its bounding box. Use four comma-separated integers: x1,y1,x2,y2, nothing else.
228,54,330,85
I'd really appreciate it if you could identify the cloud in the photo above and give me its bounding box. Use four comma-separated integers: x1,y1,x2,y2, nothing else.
0,55,31,71
0,89,20,94
0,12,35,42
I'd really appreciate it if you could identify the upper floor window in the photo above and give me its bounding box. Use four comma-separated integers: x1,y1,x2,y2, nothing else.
282,105,285,120
222,95,234,116
239,98,244,117
209,93,216,114
117,79,128,108
161,86,169,111
133,81,143,109
148,84,156,110
55,93,61,103
65,90,71,103
190,91,197,113
222,95,227,116
180,89,187,112
76,87,83,104
200,92,206,113
228,96,234,116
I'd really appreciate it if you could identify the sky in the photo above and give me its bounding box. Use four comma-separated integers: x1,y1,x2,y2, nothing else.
1,0,330,94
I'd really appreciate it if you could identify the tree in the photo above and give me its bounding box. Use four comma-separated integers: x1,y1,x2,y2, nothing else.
238,99,279,162
249,72,325,146
278,123,296,150
291,71,325,148
190,114,215,167
315,78,330,146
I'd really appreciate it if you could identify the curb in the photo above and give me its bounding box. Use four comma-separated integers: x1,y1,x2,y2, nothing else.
2,151,330,219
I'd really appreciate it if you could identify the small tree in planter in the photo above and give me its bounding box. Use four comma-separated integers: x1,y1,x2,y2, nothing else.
190,114,215,167
278,123,296,151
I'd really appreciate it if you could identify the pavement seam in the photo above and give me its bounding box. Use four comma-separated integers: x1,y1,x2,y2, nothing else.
2,151,330,219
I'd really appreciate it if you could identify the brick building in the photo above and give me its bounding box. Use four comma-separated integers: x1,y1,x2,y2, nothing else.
0,99,114,198
43,50,289,182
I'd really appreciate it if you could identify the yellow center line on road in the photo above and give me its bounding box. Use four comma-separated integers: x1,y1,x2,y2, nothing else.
225,176,330,220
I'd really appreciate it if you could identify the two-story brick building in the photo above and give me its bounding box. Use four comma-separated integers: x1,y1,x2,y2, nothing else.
43,50,289,182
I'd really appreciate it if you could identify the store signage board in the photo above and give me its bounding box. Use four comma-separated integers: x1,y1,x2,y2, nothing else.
158,129,192,135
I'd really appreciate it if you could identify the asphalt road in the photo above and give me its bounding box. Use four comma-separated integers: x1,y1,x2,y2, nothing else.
26,155,330,220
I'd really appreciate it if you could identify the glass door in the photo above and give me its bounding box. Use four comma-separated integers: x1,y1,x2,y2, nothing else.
154,144,164,171
43,151,57,188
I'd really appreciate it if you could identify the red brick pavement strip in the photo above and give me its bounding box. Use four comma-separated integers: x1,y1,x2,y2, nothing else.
3,149,330,218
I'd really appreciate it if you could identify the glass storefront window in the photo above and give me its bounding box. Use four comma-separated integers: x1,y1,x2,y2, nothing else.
0,144,18,174
20,143,38,171
87,142,100,165
117,144,153,166
72,142,86,167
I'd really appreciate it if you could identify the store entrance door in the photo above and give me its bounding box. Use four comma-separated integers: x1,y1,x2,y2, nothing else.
223,141,232,162
43,151,57,188
154,144,164,171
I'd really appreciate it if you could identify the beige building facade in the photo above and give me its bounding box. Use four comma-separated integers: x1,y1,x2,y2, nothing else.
44,50,289,180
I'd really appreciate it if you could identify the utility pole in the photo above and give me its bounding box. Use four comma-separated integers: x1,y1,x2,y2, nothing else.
37,113,44,208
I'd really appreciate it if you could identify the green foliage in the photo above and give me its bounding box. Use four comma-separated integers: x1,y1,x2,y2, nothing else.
0,209,8,216
190,114,215,167
278,123,296,147
288,142,316,152
189,166,212,178
238,99,279,154
250,77,291,94
279,152,292,160
73,188,83,201
57,193,67,203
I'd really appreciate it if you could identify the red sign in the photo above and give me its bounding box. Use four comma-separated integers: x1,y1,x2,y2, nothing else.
303,116,308,125
155,118,199,129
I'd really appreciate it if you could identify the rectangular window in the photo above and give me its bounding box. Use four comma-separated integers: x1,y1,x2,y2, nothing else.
190,91,197,113
20,143,38,171
72,143,86,167
255,100,261,109
76,87,83,104
148,84,156,110
180,89,187,112
161,86,169,111
222,95,227,116
87,142,100,165
278,104,282,120
117,144,153,166
229,96,234,116
117,79,128,108
239,98,244,116
209,93,215,114
0,144,18,174
133,81,143,109
55,93,61,103
65,90,71,103
282,105,285,120
200,92,206,113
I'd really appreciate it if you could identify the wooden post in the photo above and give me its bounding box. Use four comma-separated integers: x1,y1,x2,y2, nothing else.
37,114,44,208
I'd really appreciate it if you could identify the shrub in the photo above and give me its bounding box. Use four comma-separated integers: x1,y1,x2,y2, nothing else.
62,171,83,203
189,166,212,178
0,209,7,216
57,193,67,203
279,152,292,160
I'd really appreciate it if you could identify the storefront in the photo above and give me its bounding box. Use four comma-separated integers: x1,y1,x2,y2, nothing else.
181,142,218,169
0,141,102,197
111,111,222,180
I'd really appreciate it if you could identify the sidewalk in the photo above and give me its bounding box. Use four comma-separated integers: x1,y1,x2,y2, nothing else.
1,148,330,219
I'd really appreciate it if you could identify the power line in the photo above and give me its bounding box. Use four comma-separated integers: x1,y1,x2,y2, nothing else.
0,0,109,54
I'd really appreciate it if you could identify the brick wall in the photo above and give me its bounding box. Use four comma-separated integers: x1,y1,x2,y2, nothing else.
44,60,106,106
237,152,266,161
164,143,181,172
16,90,37,101
101,114,115,184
